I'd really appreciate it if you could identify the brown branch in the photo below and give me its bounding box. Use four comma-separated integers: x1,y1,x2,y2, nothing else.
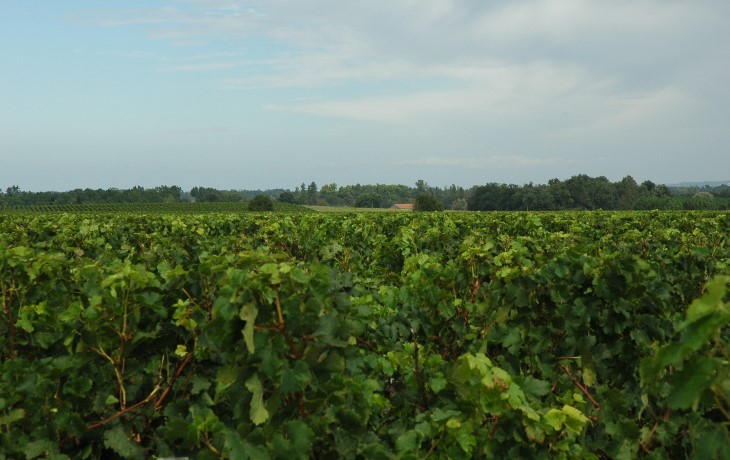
560,365,600,411
423,432,446,459
641,420,659,453
275,294,285,326
411,330,427,408
155,352,194,411
297,393,308,419
275,294,297,356
469,279,481,303
201,435,223,457
181,288,200,308
87,386,160,430
489,415,500,438
2,282,16,356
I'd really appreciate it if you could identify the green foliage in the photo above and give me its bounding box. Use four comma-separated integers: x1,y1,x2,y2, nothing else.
248,195,274,212
0,210,728,457
641,275,730,457
413,194,443,211
354,192,381,208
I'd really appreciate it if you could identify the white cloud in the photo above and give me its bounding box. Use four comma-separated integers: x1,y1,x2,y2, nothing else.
402,156,573,168
62,0,730,185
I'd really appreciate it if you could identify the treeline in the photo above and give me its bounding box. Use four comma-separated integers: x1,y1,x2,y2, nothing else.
467,175,730,211
0,185,185,206
280,180,467,209
265,176,730,210
2,175,729,210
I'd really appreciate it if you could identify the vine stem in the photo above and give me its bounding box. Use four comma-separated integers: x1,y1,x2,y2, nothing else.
275,294,296,356
1,280,16,357
560,365,601,411
87,384,161,430
411,328,428,408
714,393,730,423
423,432,446,459
641,420,659,453
202,436,222,457
155,352,194,411
92,346,127,410
489,415,500,438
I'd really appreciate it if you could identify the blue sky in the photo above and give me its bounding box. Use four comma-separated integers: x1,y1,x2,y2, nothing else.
2,0,729,191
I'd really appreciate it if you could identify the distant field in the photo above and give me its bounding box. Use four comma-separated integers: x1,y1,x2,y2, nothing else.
306,205,410,212
0,201,312,213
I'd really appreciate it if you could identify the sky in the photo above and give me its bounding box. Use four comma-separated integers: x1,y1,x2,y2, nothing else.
1,0,729,191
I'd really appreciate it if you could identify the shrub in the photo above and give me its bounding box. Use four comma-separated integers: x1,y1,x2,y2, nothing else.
413,194,443,211
249,195,274,211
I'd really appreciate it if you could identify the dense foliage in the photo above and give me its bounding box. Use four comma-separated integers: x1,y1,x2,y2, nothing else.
3,177,730,210
0,202,310,214
248,196,275,212
1,211,728,458
413,195,444,212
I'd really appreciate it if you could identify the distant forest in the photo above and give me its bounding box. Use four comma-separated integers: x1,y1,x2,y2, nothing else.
2,175,729,211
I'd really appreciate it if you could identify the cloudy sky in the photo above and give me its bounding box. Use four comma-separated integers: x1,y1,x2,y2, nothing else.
2,1,729,191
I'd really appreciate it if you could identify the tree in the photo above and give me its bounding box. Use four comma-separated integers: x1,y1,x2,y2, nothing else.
307,182,318,205
5,185,20,197
468,183,502,211
450,198,468,210
548,179,573,209
615,175,640,209
354,193,381,208
413,194,443,211
278,191,295,204
248,195,274,211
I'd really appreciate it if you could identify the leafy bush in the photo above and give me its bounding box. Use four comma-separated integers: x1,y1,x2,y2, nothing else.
414,194,443,211
248,195,274,211
641,275,730,459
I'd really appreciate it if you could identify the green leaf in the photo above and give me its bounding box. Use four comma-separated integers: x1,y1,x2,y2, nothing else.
216,365,239,394
682,276,728,327
0,408,25,428
103,426,144,459
23,439,56,459
240,303,258,354
561,405,589,434
544,409,565,431
429,375,448,394
192,375,212,395
454,422,477,455
225,430,270,460
519,376,551,399
285,420,315,457
396,430,420,454
280,361,312,394
214,295,238,322
692,424,730,460
174,344,188,357
245,374,270,426
680,315,727,356
668,357,719,410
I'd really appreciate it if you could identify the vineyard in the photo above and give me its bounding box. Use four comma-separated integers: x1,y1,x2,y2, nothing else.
1,211,729,459
0,202,310,214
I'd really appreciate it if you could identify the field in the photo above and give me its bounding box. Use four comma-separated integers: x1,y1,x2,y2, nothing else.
1,210,729,458
0,201,311,214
